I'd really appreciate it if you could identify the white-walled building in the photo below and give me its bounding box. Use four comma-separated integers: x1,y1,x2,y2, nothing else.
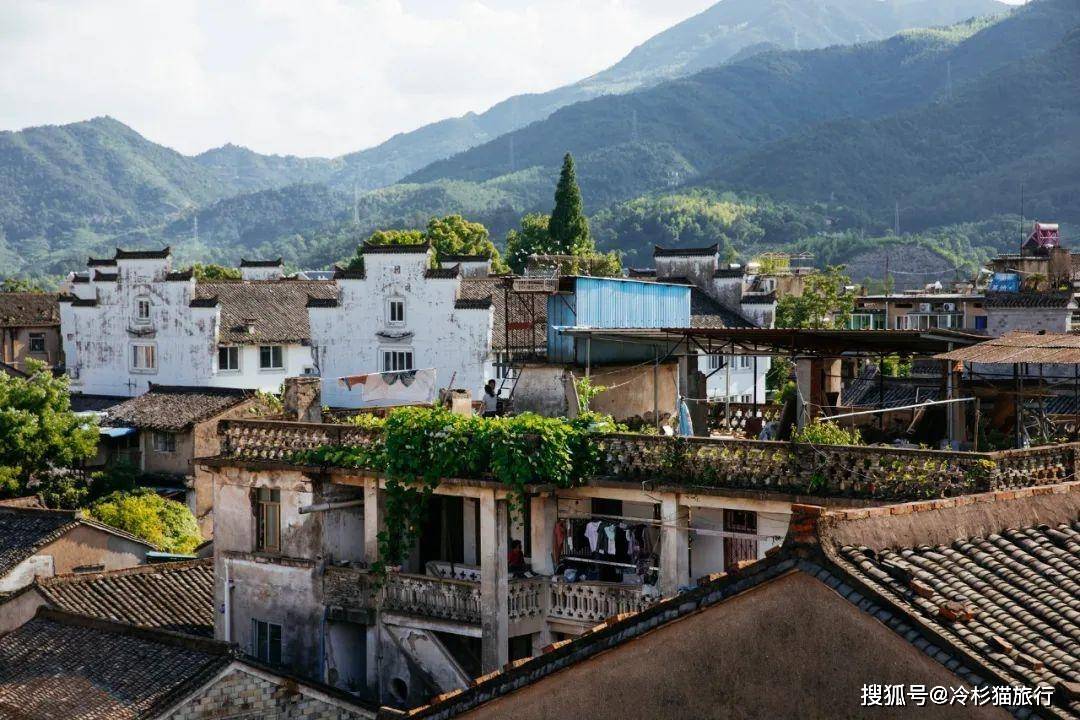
308,242,496,408
630,245,774,403
59,250,335,397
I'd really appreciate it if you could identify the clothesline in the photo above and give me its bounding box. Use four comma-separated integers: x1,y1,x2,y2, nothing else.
558,511,783,542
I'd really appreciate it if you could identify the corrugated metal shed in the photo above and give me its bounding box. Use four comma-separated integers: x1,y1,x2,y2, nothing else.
547,277,690,364
936,331,1080,364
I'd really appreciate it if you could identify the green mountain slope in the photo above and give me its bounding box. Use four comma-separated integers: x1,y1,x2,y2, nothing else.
407,0,1075,192
707,25,1080,228
324,0,1004,191
0,117,225,239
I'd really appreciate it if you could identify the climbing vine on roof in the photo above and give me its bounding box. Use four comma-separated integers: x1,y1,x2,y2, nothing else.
292,407,622,575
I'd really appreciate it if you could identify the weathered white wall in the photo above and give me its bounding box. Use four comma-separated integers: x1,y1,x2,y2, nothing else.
61,258,312,395
986,306,1072,337
310,250,493,408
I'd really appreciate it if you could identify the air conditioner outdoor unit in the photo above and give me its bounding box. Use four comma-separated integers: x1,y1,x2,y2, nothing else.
919,303,932,312
942,303,956,312
302,366,318,376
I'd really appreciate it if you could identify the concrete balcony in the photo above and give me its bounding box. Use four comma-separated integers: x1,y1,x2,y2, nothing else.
323,565,645,636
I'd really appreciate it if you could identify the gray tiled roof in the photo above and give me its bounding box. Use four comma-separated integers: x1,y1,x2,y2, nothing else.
103,385,252,432
0,509,152,578
840,522,1080,714
984,292,1073,308
37,559,214,637
0,609,231,719
194,280,337,344
0,292,59,328
0,509,80,577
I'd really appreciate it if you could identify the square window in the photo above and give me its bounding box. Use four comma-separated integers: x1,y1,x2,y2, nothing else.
28,333,46,354
152,431,176,453
219,346,239,372
131,344,156,371
259,345,283,370
381,349,414,372
387,299,405,325
252,619,282,666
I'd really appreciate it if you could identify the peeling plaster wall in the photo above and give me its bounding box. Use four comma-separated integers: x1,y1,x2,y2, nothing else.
60,260,313,395
986,306,1072,337
211,466,367,683
310,251,493,408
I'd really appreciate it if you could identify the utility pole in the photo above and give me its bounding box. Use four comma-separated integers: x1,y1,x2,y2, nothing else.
353,183,360,225
894,200,900,237
946,60,953,102
193,214,198,244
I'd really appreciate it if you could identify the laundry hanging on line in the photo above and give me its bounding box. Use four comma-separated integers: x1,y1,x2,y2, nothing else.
337,367,438,407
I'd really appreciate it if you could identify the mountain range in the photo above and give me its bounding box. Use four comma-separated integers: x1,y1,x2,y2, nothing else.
2,0,1076,281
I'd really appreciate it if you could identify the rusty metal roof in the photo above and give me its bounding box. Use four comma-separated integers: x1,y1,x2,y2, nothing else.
936,331,1080,364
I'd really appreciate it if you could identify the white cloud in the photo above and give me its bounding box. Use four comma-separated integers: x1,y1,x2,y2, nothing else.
0,0,715,157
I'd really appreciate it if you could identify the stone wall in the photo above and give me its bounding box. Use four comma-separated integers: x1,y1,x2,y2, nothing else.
169,665,371,719
214,420,1080,502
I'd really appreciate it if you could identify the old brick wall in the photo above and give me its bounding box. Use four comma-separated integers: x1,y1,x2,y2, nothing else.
169,666,370,719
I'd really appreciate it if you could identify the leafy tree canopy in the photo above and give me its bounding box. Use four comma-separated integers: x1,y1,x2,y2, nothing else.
190,263,242,281
90,488,201,554
0,360,98,497
775,266,855,330
348,215,508,273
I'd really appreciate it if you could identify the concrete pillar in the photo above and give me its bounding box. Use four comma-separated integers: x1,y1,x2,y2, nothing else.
363,478,384,565
529,494,558,576
462,498,478,566
479,490,509,672
795,357,814,429
660,495,690,596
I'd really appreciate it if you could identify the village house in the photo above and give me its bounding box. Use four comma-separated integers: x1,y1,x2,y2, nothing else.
196,398,1079,713
402,484,1080,720
0,557,213,635
629,244,773,405
0,607,376,719
852,291,987,331
94,385,265,534
0,506,153,595
307,242,497,408
59,249,335,397
0,291,61,374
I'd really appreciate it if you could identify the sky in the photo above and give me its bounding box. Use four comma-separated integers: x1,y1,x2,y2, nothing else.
0,0,721,158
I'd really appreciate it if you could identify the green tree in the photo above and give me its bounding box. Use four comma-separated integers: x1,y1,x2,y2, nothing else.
549,153,592,256
191,263,242,281
90,489,201,554
0,360,98,497
425,215,508,273
1,277,45,292
775,266,854,329
348,218,508,273
505,214,557,273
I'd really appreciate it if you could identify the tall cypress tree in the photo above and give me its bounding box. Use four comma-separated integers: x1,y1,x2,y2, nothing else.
549,153,592,256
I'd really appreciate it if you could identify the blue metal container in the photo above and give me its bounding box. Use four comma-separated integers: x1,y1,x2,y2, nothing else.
547,277,690,364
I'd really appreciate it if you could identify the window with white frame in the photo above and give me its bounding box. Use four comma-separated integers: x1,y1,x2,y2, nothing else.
218,346,240,372
135,297,151,324
259,345,283,370
28,333,46,354
251,618,282,665
738,356,752,370
381,349,414,372
386,297,405,325
706,354,721,371
152,431,176,453
131,343,156,372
